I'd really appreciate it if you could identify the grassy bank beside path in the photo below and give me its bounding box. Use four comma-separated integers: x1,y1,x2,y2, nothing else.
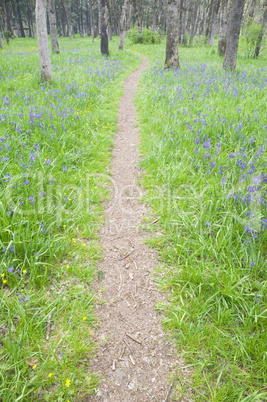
132,39,267,401
0,36,140,401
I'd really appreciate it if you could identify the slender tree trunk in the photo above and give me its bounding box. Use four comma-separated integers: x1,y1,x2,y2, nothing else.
119,0,127,49
165,0,180,68
16,0,25,37
189,0,199,45
180,0,187,45
4,0,13,37
88,0,94,41
36,0,53,81
100,0,109,55
27,0,34,37
223,0,245,70
98,0,101,36
254,0,267,57
0,2,9,44
218,0,229,55
209,0,220,45
48,0,60,52
204,0,212,43
0,31,3,48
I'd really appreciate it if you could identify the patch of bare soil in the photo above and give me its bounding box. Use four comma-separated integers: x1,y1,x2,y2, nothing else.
88,56,190,401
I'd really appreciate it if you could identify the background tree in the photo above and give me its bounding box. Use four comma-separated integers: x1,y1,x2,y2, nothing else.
223,0,245,70
119,0,127,49
36,0,53,81
218,0,229,55
48,0,59,52
165,0,180,68
254,0,267,56
100,0,109,54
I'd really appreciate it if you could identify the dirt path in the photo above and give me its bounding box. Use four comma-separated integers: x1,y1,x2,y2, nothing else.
89,56,184,402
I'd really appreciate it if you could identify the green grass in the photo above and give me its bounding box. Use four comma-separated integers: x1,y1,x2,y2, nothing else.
0,36,140,400
132,38,267,401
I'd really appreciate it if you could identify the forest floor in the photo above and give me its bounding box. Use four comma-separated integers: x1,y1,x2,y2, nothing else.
88,55,191,401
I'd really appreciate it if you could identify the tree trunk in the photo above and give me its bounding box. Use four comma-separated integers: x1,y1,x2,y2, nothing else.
36,0,53,81
165,0,180,68
107,0,112,40
180,0,187,45
119,0,127,49
100,0,109,55
223,0,245,70
16,0,25,37
98,0,101,36
254,0,267,57
88,0,94,41
27,0,35,37
189,0,199,45
48,0,60,52
0,2,10,44
4,0,13,37
218,0,229,55
0,31,3,48
209,0,220,45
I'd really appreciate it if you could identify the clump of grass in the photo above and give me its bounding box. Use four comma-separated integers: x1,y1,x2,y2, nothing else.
0,36,140,400
134,39,267,400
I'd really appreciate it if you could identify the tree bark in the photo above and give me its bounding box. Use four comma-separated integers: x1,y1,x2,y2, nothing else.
48,0,60,52
0,31,3,48
27,0,35,37
189,0,199,45
165,0,180,68
223,0,245,70
16,0,25,37
0,2,10,44
4,0,13,37
180,0,187,45
36,0,53,81
218,0,228,55
88,0,94,41
119,0,127,49
100,0,109,55
254,0,267,57
209,0,220,45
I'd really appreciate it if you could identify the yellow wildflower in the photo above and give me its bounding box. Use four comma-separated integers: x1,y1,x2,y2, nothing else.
48,373,53,378
83,317,86,320
65,378,71,387
33,365,37,370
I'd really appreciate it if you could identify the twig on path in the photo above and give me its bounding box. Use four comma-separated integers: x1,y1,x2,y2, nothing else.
112,359,117,371
126,332,142,345
127,238,135,249
129,354,135,366
119,316,132,329
164,380,174,402
151,217,161,224
123,339,132,353
119,346,125,360
134,260,138,270
46,313,52,341
118,272,123,292
118,249,134,261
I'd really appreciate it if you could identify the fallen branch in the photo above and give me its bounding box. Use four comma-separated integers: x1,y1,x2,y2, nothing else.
126,332,142,345
118,249,134,261
164,380,174,402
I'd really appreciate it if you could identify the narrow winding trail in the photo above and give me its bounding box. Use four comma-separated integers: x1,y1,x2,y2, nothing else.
89,56,184,401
